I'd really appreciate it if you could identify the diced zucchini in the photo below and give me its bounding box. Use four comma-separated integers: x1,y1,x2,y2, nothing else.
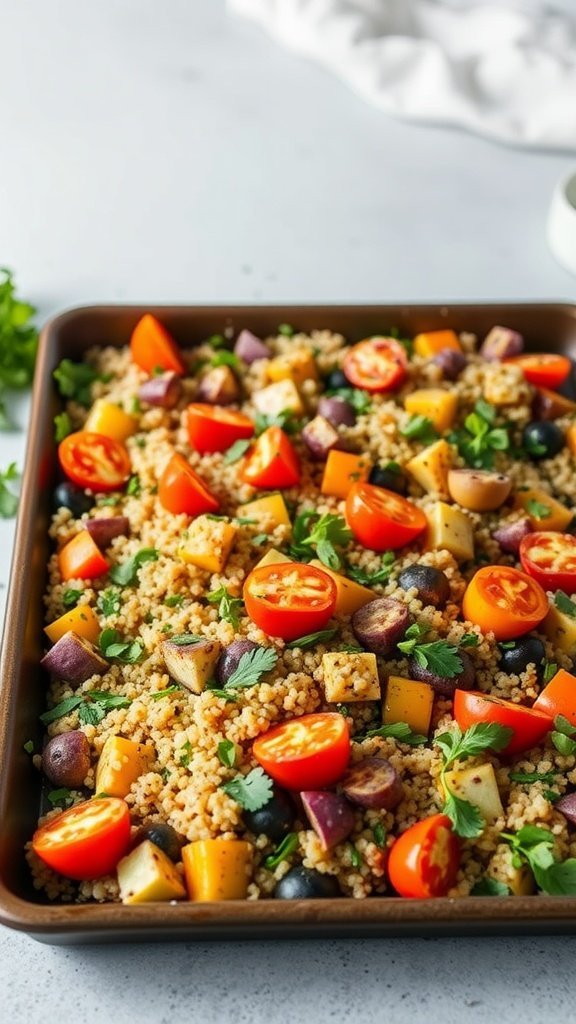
425,501,474,562
178,515,238,573
267,348,318,387
383,675,434,735
161,638,222,694
443,763,504,824
406,439,453,498
514,487,573,532
182,839,252,900
238,494,291,529
322,651,381,702
404,389,458,433
252,379,303,416
95,736,154,798
117,840,187,904
309,559,374,617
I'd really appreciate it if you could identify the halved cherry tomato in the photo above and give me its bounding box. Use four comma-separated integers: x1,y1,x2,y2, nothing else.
387,814,460,899
186,404,254,455
130,314,185,375
345,481,427,551
158,453,219,515
520,531,576,595
32,797,131,880
462,565,548,640
505,353,572,390
243,562,337,641
253,712,350,790
454,690,552,756
59,529,109,581
533,668,576,727
343,337,408,393
59,431,131,493
241,426,300,489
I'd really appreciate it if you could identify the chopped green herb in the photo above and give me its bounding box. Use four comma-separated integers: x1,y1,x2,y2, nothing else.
217,739,237,768
0,269,38,395
224,647,278,690
254,409,303,436
400,415,439,444
126,475,142,497
0,461,20,518
209,350,240,369
98,495,120,507
47,788,73,809
179,740,193,768
434,722,513,838
336,704,350,717
40,695,83,725
554,590,576,618
373,822,387,848
501,825,576,895
151,685,180,701
346,551,395,586
470,877,510,896
543,662,558,685
349,844,362,869
54,411,73,442
251,534,268,546
235,516,257,525
509,770,558,785
53,358,100,407
97,588,122,617
397,623,463,679
205,685,238,702
288,510,352,570
449,401,510,470
62,588,82,610
23,740,34,755
109,548,158,587
324,387,372,415
223,439,251,465
360,721,428,747
278,323,295,337
98,628,144,664
543,789,562,803
205,333,227,349
286,628,338,650
221,766,273,811
206,586,243,628
339,643,364,654
460,634,479,648
40,690,131,726
167,633,204,646
264,832,299,870
526,499,551,520
164,594,185,608
131,396,142,414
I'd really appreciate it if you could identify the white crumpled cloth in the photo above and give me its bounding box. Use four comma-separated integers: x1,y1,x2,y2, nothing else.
227,0,576,150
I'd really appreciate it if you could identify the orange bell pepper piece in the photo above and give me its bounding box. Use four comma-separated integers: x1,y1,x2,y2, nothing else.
130,314,185,376
59,530,109,582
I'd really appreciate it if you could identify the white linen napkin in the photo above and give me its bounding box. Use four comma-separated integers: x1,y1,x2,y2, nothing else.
227,0,576,150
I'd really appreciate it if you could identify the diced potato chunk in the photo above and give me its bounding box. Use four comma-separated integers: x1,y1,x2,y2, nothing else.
542,602,576,655
514,487,573,532
309,559,374,617
383,675,434,736
161,638,222,695
95,736,154,798
322,651,381,702
425,501,474,562
182,839,252,900
44,604,101,645
443,763,504,824
252,379,303,417
178,515,238,573
406,439,453,499
267,348,318,387
238,494,291,529
117,840,187,904
404,389,458,433
321,450,372,500
413,330,461,358
255,548,293,569
84,399,137,442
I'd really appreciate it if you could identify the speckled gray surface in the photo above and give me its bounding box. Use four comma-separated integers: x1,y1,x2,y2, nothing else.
1,1,576,1019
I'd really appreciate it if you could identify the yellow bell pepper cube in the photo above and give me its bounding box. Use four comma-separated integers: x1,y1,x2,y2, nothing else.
117,840,187,904
182,839,252,901
413,330,462,359
95,736,154,798
255,548,293,569
322,651,381,702
406,439,453,499
44,604,100,645
321,450,372,500
383,675,434,736
513,487,573,532
178,515,238,573
309,559,374,617
267,348,318,387
252,379,303,417
542,602,576,655
238,493,291,530
404,389,458,433
443,763,504,825
425,501,474,562
84,399,138,442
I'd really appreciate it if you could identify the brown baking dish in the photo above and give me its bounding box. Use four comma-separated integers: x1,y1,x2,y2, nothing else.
2,301,576,945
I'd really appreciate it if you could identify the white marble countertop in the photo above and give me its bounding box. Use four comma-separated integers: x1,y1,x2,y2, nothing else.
1,1,576,1019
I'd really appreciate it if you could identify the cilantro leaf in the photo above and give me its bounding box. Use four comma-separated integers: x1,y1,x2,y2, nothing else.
526,499,551,520
54,411,73,443
509,770,558,785
398,623,464,678
109,548,159,587
151,685,181,701
40,695,83,725
47,788,74,809
501,826,576,895
470,877,510,896
289,511,352,570
164,594,185,608
349,844,362,869
168,633,204,646
400,415,439,444
264,832,299,870
324,386,372,415
224,646,278,690
286,628,338,650
0,461,20,518
443,790,485,839
217,739,237,768
373,822,387,848
254,409,303,436
223,439,251,465
345,552,395,586
98,628,144,664
0,268,38,390
543,661,558,685
221,766,273,811
209,350,240,369
62,588,82,610
206,586,244,628
449,401,510,469
53,358,100,407
435,722,513,769
126,475,141,497
40,689,131,726
97,588,122,616
360,721,428,746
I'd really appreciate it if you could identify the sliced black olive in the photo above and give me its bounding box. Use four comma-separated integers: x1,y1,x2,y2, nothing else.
243,787,295,842
133,822,185,863
522,421,565,461
368,464,408,496
52,481,93,516
273,865,341,899
499,635,545,678
397,565,450,608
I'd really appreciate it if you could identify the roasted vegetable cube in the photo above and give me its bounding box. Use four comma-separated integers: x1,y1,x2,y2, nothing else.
252,379,303,417
267,348,318,387
95,736,154,798
413,330,461,358
404,389,458,433
383,675,434,736
542,602,576,655
161,637,222,694
321,450,372,500
117,839,186,903
425,501,474,562
322,651,380,702
309,559,374,617
443,763,504,824
182,839,252,900
84,399,137,442
513,487,573,532
406,439,453,498
178,515,238,573
44,604,101,645
238,494,291,529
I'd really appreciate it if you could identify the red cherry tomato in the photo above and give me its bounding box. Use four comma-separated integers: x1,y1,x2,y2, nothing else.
59,431,131,493
462,565,548,641
453,690,552,756
345,482,427,551
130,314,185,375
387,814,460,899
158,453,219,515
343,337,408,393
241,426,300,489
253,712,350,790
243,561,337,641
32,797,131,880
520,531,576,595
186,404,254,455
533,668,576,727
505,353,572,390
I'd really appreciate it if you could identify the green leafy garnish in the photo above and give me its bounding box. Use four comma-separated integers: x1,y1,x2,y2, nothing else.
543,662,558,685
97,588,122,617
47,788,74,809
205,685,238,702
221,766,274,812
400,415,438,444
53,358,100,407
324,386,372,415
349,844,362,869
206,586,244,628
217,739,237,768
109,548,159,586
264,832,299,870
501,825,576,895
345,552,395,586
277,323,295,337
554,591,576,618
470,877,510,896
286,628,338,650
434,722,513,838
251,534,268,546
0,269,38,410
209,350,240,369
62,588,82,610
98,628,144,664
205,333,227,349
168,633,204,646
223,439,251,465
526,499,551,520
460,634,479,648
23,740,34,755
151,685,180,701
254,409,303,436
373,822,387,848
551,714,576,756
359,721,428,747
449,401,510,469
288,510,352,570
126,475,141,497
224,646,278,690
509,770,558,785
164,594,185,608
0,462,20,518
179,740,193,768
54,411,73,442
40,690,131,726
39,695,83,725
397,623,464,679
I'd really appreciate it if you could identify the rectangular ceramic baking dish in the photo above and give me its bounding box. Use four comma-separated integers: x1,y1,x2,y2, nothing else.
2,302,576,945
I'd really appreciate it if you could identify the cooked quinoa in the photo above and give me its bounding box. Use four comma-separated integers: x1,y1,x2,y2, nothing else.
26,322,576,904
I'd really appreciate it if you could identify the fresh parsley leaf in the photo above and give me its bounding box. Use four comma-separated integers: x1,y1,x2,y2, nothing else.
264,832,299,870
474,399,496,425
23,740,34,755
164,594,185,608
543,662,558,685
554,591,576,618
109,548,158,587
286,628,338,650
289,511,352,570
206,586,244,628
221,766,273,811
443,790,485,839
205,685,238,702
254,409,303,436
509,770,558,785
324,386,372,415
62,588,82,610
360,721,428,747
460,634,479,648
40,690,131,726
339,644,364,654
349,844,362,869
223,439,251,465
551,714,576,754
126,475,141,497
398,624,464,678
501,826,576,895
97,588,122,616
0,461,20,518
217,739,237,768
251,533,268,546
449,401,510,469
40,696,83,725
54,411,73,442
0,269,38,390
224,647,278,690
98,628,144,664
400,415,439,444
47,788,73,809
151,685,181,701
526,499,551,520
470,877,510,896
168,633,204,646
179,740,193,768
277,323,295,337
435,722,513,838
53,358,100,407
373,823,386,848
209,350,240,369
345,552,394,586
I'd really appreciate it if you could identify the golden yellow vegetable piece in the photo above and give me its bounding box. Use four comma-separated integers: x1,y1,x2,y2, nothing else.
252,379,303,417
84,399,137,442
425,501,474,562
161,638,222,695
406,439,453,498
514,487,573,532
443,763,504,825
488,848,534,896
320,450,372,500
255,548,293,569
404,389,458,433
322,651,381,702
383,675,434,736
267,348,318,387
238,493,291,529
44,604,100,645
566,422,576,456
117,840,187,904
413,330,462,359
178,515,238,573
95,736,154,798
309,559,374,617
182,839,252,901
542,602,576,655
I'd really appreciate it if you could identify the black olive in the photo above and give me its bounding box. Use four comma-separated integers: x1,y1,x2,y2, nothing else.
397,564,451,608
133,822,185,863
273,866,341,899
499,635,545,678
368,464,408,496
324,369,348,391
52,481,93,516
522,421,565,461
243,787,295,842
